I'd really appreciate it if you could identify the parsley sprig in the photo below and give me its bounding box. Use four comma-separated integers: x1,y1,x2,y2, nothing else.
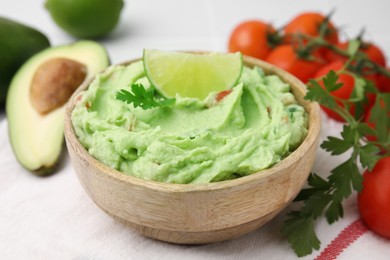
282,50,390,256
116,83,175,110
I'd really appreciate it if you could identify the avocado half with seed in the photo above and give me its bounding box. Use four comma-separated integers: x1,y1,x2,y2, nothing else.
6,41,110,176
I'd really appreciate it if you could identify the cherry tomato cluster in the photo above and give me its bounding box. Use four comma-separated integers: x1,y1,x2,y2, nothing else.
228,12,390,122
229,12,390,240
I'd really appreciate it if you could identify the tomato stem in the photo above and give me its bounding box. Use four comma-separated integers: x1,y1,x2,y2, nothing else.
299,34,390,78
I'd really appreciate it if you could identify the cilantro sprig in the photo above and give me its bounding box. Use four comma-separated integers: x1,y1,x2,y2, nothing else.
116,83,175,110
282,65,390,256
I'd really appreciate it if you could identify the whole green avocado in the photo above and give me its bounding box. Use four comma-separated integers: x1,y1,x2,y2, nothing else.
0,17,50,105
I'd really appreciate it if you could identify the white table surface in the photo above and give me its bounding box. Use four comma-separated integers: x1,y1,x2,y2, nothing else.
1,0,390,259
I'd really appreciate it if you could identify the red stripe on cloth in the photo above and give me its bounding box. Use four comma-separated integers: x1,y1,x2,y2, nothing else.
315,219,369,260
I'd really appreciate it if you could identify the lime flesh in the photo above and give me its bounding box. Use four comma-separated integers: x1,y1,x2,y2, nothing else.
143,50,243,100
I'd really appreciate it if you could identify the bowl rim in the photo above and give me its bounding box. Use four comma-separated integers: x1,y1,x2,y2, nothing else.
64,53,321,193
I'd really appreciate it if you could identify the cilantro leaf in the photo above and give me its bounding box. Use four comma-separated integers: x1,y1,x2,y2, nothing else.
282,212,321,257
321,125,357,155
321,136,353,155
116,83,175,110
284,53,390,258
294,188,318,201
307,173,331,189
359,144,381,171
356,123,376,136
340,124,358,144
346,40,360,56
301,194,332,218
369,94,390,143
349,76,371,119
305,79,337,109
364,78,378,93
323,70,344,92
325,201,344,224
329,159,363,201
294,174,332,201
348,76,365,102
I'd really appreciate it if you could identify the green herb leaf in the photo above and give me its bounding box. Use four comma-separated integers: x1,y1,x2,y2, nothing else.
321,136,353,155
356,123,376,136
359,144,381,171
369,94,390,143
294,188,318,201
284,44,390,258
346,40,361,56
350,76,370,119
362,77,378,93
301,194,332,218
282,212,321,257
305,79,338,108
321,125,357,155
295,174,332,201
340,125,358,144
349,76,365,102
328,161,351,201
116,83,175,110
323,70,344,92
325,201,344,224
307,173,330,188
329,158,363,200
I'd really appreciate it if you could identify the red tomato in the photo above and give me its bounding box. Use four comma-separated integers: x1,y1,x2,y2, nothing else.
284,12,339,44
315,61,353,98
325,42,349,62
364,73,382,91
361,43,386,67
326,41,384,91
265,45,324,83
228,20,276,60
378,68,390,93
314,61,354,121
314,60,374,122
358,156,390,239
326,41,386,67
216,89,232,102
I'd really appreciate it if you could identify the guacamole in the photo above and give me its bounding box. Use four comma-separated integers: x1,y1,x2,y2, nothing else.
71,61,308,184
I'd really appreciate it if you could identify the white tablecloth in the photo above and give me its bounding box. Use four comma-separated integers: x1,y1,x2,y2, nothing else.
1,0,390,259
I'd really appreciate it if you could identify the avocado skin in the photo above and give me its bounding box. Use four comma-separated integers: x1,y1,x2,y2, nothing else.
0,16,50,105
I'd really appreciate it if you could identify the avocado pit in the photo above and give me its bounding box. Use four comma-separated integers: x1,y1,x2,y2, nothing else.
30,58,87,114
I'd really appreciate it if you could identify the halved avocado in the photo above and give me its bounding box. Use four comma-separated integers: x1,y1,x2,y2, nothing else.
6,41,110,176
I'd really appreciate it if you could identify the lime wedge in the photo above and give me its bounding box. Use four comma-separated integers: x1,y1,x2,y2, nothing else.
143,49,243,99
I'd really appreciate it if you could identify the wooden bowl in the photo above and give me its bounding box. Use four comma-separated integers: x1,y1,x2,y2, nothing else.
64,55,321,244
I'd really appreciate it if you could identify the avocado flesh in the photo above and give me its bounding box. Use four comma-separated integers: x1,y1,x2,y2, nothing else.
6,41,110,175
0,16,50,105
